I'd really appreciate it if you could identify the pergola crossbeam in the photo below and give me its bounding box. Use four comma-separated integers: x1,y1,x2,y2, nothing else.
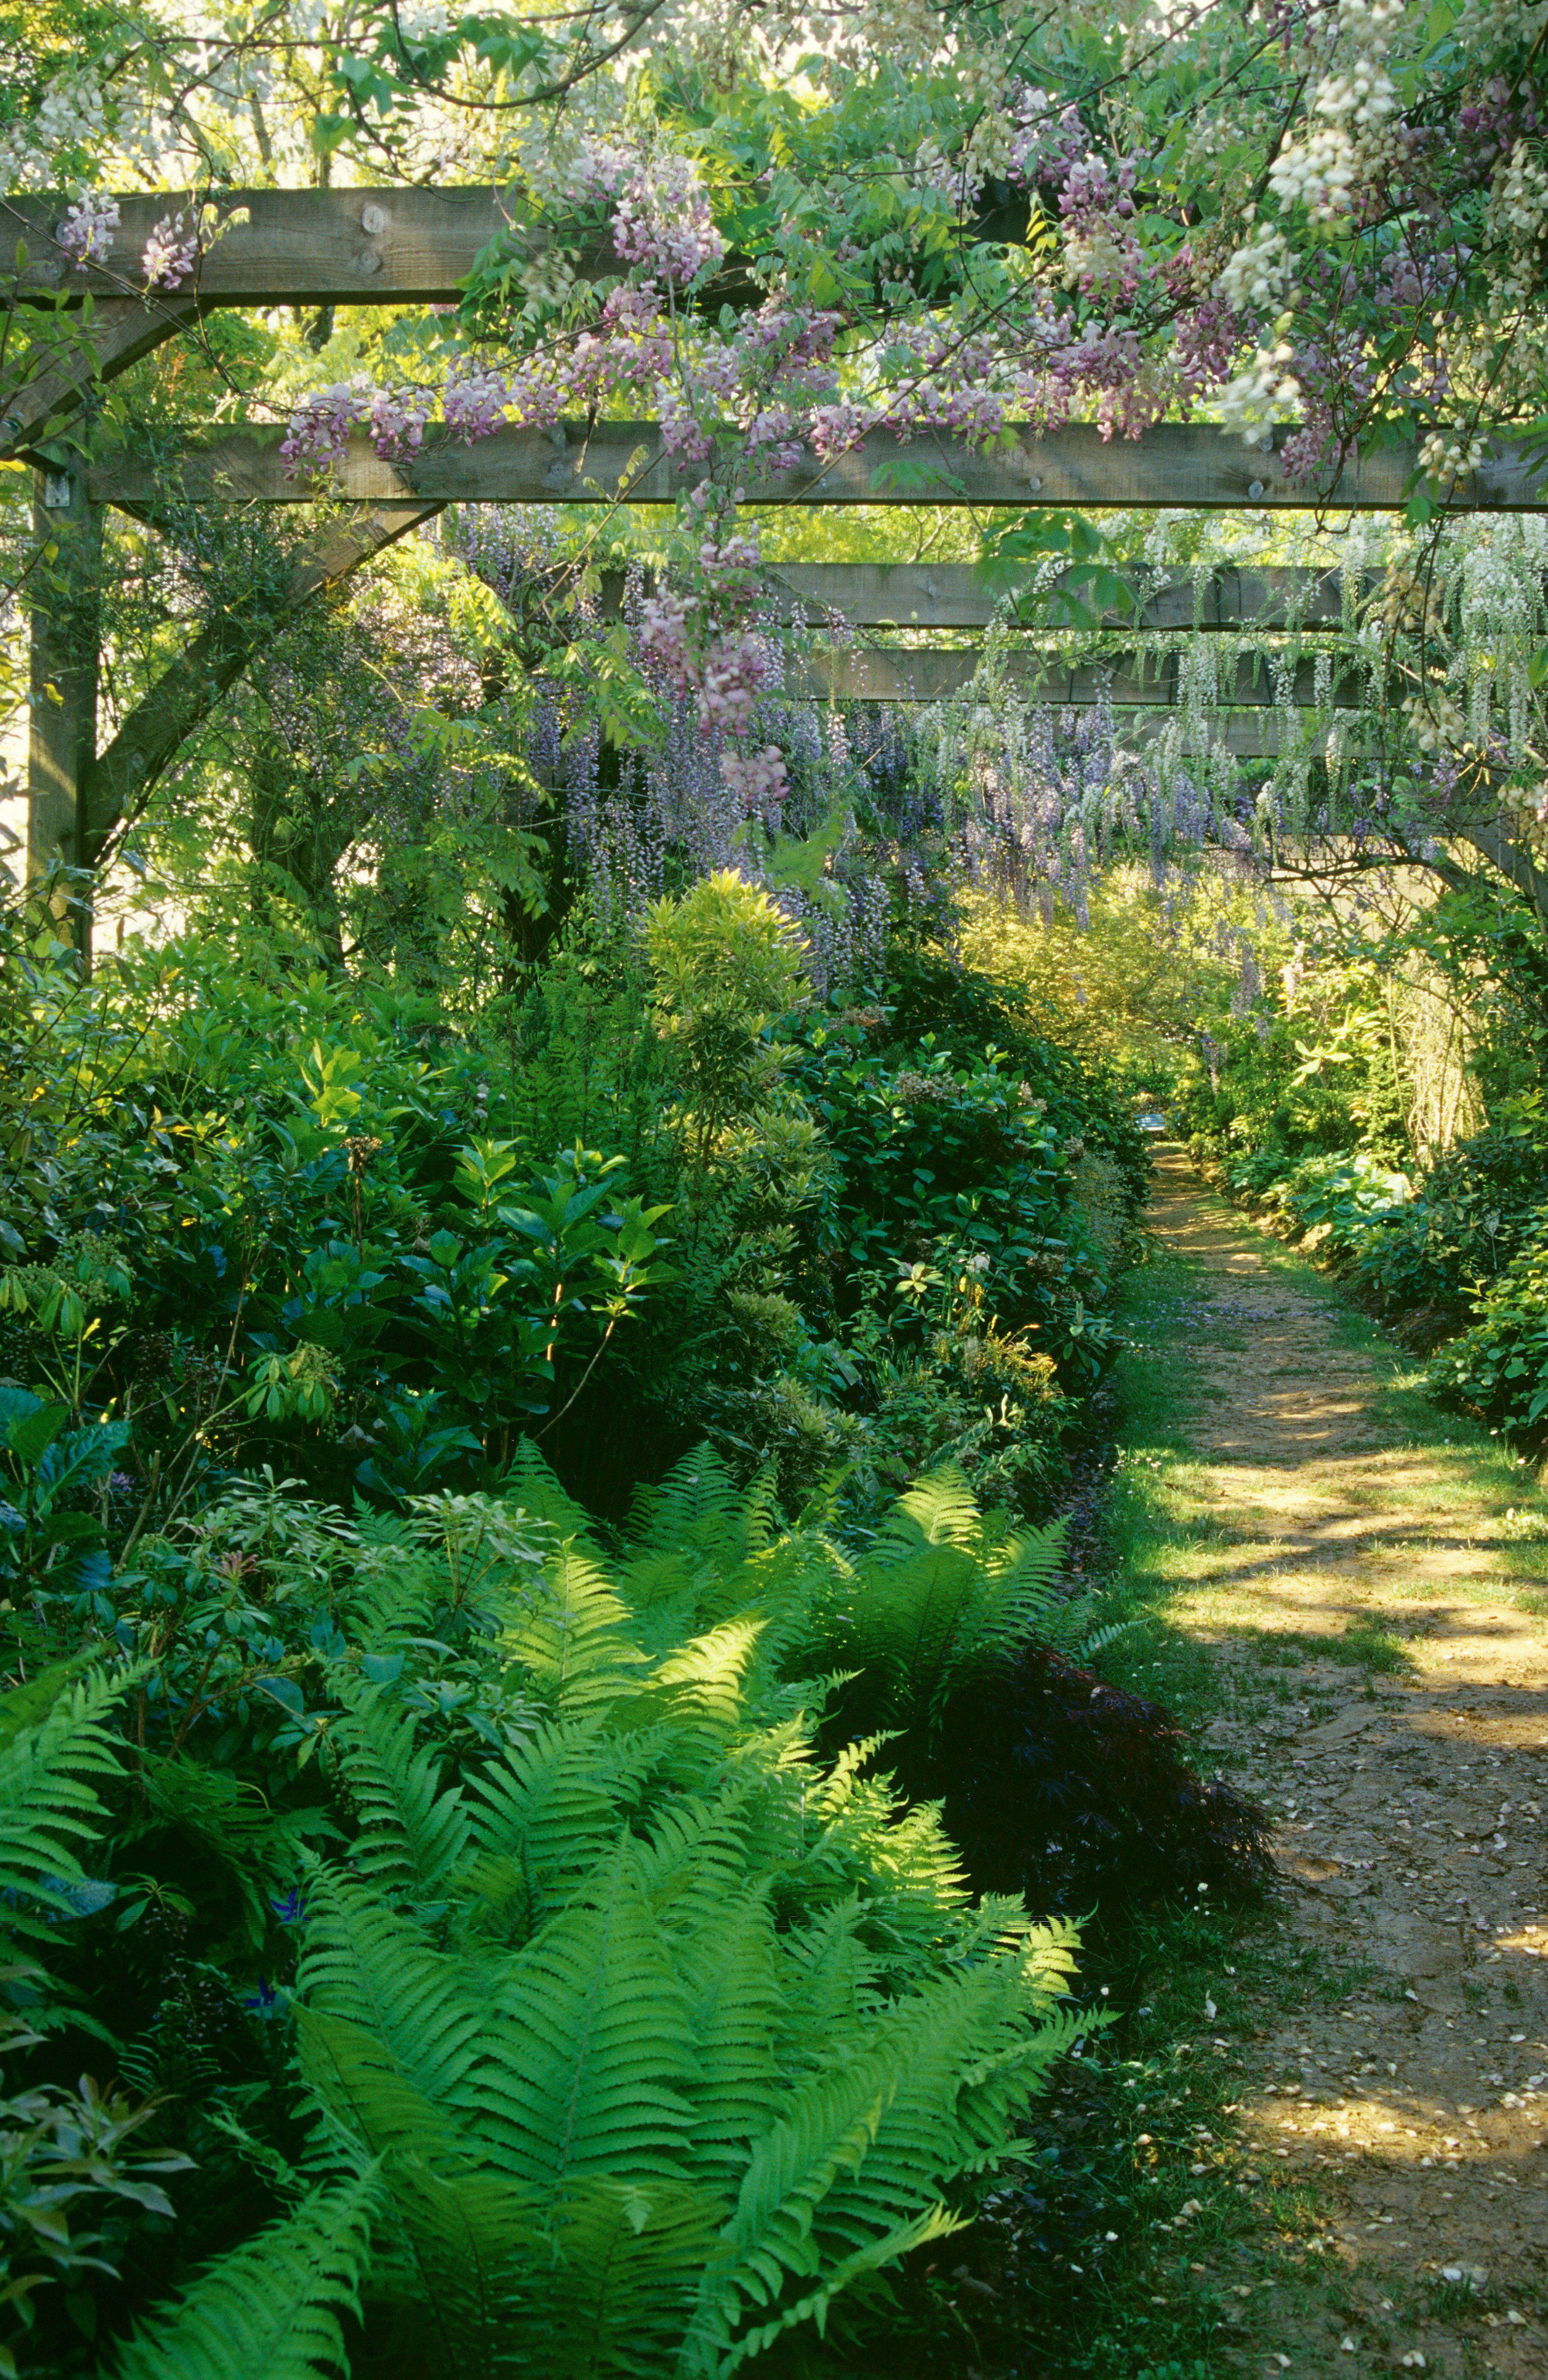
793,649,1369,706
7,180,1522,911
85,418,1548,512
3,188,579,309
637,562,1373,630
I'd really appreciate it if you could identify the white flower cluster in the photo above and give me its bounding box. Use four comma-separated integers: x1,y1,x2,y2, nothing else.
0,68,107,188
1417,429,1486,483
1218,343,1301,440
1312,60,1397,128
1218,222,1291,311
908,134,970,210
1403,689,1470,753
1487,139,1548,308
1268,122,1358,215
1336,0,1407,28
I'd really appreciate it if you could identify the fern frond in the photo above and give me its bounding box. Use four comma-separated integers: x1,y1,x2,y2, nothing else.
0,1650,101,1745
811,1965,1086,2258
330,1691,469,1896
877,1464,985,1556
531,2177,724,2377
499,1440,601,1545
635,1785,754,1942
112,2171,376,2380
503,1545,646,1717
297,1871,482,2109
674,1889,785,2170
608,1618,764,1762
379,2156,540,2370
704,2200,962,2378
625,1447,746,1562
770,1902,871,2065
0,1663,134,1936
466,1718,662,1924
297,2006,466,2167
473,1841,696,2192
336,1531,437,1655
1078,1618,1135,1662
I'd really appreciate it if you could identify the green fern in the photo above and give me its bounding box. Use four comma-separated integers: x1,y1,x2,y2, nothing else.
118,1453,1093,2379
498,1440,600,1545
0,1663,134,1939
502,1544,646,1717
330,1689,470,1897
529,2177,724,2378
298,1871,484,2110
467,1717,663,1926
838,1463,1069,1728
112,2172,377,2380
473,1841,698,2191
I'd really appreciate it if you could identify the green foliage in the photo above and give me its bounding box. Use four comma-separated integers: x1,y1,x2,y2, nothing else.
1427,1211,1548,1436
646,872,809,1179
825,1467,1072,1735
0,1450,1088,2377
111,2174,378,2380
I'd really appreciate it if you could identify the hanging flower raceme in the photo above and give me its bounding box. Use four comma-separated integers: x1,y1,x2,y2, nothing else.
140,209,197,290
56,189,119,267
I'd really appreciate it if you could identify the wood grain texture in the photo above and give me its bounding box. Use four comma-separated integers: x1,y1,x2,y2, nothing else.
761,563,1370,628
88,417,1548,511
26,468,101,888
3,187,606,306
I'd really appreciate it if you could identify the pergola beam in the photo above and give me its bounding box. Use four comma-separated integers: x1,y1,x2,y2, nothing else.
655,561,1372,630
3,188,576,309
793,648,1368,706
88,418,1548,511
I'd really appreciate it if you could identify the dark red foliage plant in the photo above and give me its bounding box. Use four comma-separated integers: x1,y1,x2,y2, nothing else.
930,1646,1272,1917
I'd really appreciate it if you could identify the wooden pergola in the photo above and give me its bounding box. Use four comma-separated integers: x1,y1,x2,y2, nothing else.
7,184,1545,906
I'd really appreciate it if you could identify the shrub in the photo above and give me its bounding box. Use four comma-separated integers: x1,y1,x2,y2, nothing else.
1427,1215,1548,1438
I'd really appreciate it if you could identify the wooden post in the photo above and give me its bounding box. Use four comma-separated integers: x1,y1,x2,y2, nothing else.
27,463,103,947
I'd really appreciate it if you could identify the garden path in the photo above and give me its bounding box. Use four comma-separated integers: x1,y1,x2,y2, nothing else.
1148,1144,1548,2379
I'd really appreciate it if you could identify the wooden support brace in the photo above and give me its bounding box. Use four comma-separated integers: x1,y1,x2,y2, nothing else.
1,296,203,462
27,464,102,917
80,499,444,867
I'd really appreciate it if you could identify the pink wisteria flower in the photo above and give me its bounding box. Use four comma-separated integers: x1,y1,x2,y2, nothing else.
57,191,120,268
141,211,199,290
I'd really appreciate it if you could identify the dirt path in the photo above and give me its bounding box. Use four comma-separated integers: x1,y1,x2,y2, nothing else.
1147,1145,1548,2377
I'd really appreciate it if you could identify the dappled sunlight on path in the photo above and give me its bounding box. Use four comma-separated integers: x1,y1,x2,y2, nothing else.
1148,1147,1548,2377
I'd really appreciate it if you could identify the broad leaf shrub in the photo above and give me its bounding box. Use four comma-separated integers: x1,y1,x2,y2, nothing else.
0,904,1143,1534
1427,1215,1548,1440
934,1649,1272,1917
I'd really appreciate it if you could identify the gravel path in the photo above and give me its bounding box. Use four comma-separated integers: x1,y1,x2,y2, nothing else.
1149,1145,1548,2378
